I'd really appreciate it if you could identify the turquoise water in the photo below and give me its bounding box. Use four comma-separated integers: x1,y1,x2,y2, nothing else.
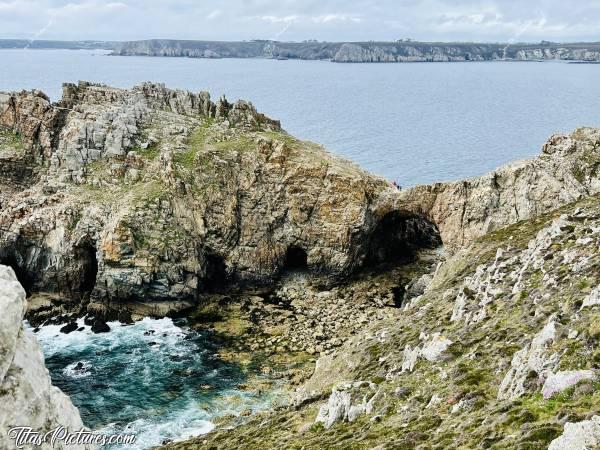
1,49,600,186
30,318,280,449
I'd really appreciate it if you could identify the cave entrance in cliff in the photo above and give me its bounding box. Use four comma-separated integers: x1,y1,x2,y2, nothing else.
366,211,441,266
74,242,98,298
0,255,33,295
283,246,308,271
204,254,228,292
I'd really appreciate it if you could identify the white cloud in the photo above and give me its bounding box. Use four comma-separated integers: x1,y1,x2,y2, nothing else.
0,0,599,42
310,14,362,24
256,15,299,24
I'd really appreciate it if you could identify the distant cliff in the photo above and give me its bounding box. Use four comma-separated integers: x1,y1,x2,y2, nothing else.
0,39,118,50
113,40,600,62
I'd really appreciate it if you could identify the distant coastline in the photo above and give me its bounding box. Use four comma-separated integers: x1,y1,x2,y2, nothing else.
3,39,600,62
0,39,118,50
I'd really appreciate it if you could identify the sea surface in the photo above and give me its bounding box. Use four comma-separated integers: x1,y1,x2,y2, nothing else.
30,318,281,449
2,48,600,186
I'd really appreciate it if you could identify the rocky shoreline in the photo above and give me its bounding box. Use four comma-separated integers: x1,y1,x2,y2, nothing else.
1,81,600,449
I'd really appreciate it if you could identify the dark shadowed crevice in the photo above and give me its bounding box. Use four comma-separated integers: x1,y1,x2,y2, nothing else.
203,253,228,292
366,211,441,267
391,286,405,308
74,242,98,298
283,246,308,271
0,235,40,295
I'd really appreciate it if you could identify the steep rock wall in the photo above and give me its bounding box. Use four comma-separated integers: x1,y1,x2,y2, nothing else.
0,265,90,450
0,82,439,316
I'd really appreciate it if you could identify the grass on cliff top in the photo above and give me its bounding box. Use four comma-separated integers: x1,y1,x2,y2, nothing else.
174,120,215,170
133,142,160,160
0,129,24,156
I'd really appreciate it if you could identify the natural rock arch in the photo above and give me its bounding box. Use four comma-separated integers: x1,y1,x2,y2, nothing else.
366,211,441,266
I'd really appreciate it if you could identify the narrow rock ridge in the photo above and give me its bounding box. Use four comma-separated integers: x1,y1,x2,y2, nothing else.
399,128,600,250
0,265,91,450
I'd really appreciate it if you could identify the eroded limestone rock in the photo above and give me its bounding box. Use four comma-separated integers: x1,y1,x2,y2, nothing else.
548,416,600,450
315,381,380,428
542,370,596,399
497,318,559,400
581,286,600,309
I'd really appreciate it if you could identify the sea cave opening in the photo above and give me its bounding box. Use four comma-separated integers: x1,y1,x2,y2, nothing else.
74,242,98,298
203,253,228,292
366,211,441,267
283,246,308,271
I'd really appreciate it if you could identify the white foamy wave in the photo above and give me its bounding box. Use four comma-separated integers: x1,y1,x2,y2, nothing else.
99,404,215,450
27,316,188,358
63,360,92,379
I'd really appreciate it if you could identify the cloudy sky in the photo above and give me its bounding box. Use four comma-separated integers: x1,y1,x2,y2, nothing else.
1,0,599,42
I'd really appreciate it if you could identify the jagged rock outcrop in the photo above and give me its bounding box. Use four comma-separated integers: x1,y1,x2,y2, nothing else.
0,266,90,450
400,128,600,249
497,318,559,400
0,82,440,320
314,381,381,428
548,415,600,450
543,370,597,399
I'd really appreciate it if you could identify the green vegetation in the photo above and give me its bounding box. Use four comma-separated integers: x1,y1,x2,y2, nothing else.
134,142,160,160
0,129,24,155
174,121,213,170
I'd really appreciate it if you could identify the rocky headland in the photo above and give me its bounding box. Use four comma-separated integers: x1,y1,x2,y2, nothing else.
113,40,600,63
1,81,600,449
0,81,439,326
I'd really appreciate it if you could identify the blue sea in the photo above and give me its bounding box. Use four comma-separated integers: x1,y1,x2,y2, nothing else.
1,49,600,187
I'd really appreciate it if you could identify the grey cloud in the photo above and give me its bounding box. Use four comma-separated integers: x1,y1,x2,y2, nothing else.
0,0,599,42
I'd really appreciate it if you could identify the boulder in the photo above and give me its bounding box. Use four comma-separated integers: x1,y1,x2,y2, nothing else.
0,266,92,450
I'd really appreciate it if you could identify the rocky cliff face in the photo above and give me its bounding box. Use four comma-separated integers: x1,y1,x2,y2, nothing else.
400,128,600,250
0,265,91,450
169,191,600,450
2,81,599,323
114,40,600,63
0,82,439,321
